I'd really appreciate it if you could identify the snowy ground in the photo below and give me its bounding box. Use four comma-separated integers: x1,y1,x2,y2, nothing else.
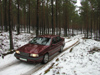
34,39,100,75
0,32,100,75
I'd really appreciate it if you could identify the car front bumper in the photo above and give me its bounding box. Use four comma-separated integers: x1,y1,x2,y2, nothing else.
14,53,43,63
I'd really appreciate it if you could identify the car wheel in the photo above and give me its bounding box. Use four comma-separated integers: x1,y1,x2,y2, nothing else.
59,46,63,53
42,53,49,64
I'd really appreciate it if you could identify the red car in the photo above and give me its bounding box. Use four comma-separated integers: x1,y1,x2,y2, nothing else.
14,35,65,64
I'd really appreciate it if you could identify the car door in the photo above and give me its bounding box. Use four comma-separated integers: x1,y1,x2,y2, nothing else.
55,36,62,51
48,37,58,55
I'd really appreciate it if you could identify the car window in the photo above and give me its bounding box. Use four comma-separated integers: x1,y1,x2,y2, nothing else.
52,38,57,44
52,36,61,44
29,37,51,45
56,36,61,42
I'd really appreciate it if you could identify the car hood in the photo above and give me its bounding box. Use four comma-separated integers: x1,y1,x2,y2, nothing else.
18,43,48,54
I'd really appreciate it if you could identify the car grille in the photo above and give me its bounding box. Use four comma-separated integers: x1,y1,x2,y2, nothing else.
20,52,29,56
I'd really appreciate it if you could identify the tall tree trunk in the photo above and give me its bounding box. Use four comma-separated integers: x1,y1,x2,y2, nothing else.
58,0,61,36
17,0,20,34
46,0,49,34
51,0,54,35
86,19,89,38
90,11,93,38
24,5,26,32
4,0,8,32
56,0,58,35
41,2,44,35
0,0,3,32
36,0,39,36
42,0,45,35
93,14,95,39
9,0,14,49
71,20,74,36
99,16,100,38
28,0,30,33
64,2,68,37
97,4,100,38
96,12,98,39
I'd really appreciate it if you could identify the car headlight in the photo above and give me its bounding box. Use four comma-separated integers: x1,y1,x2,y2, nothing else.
30,54,39,57
15,50,20,54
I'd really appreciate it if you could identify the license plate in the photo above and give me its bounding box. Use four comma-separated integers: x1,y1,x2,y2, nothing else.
20,58,27,61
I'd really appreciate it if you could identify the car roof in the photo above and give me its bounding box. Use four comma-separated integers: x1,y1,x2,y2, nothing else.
38,35,59,38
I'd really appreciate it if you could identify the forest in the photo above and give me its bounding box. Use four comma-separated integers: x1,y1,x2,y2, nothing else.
0,0,100,49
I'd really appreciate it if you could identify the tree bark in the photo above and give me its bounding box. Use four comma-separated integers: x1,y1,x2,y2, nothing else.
28,0,30,33
51,0,54,35
36,0,39,36
24,5,26,32
0,0,3,32
4,0,8,32
17,0,20,34
56,0,58,35
9,0,14,49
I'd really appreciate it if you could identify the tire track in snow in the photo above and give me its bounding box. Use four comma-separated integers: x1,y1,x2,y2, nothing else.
22,52,60,75
0,60,21,71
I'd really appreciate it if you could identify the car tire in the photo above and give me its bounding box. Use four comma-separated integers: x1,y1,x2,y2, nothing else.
59,46,63,53
42,53,49,64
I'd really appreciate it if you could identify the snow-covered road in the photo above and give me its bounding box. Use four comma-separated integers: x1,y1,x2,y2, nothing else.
0,38,79,75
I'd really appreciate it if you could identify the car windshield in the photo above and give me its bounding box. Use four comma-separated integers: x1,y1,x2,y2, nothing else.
29,37,51,45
